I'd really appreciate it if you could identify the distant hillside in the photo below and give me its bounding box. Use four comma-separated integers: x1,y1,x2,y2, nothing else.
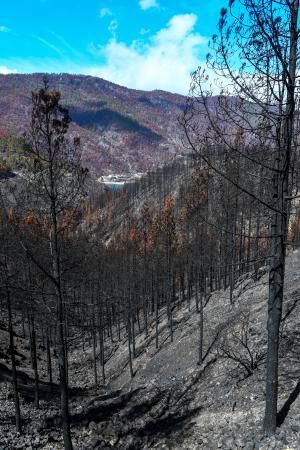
0,73,189,175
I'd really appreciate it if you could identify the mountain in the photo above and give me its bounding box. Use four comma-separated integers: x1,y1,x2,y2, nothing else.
0,73,188,175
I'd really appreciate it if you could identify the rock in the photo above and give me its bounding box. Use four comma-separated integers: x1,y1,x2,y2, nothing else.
89,421,97,431
48,431,59,442
76,405,83,414
235,437,246,447
33,436,40,446
291,424,300,433
217,437,223,448
90,436,102,448
218,437,233,448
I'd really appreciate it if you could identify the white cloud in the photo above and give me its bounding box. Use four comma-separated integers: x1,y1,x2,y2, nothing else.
139,28,150,35
86,14,207,94
139,0,159,10
108,19,118,35
0,26,9,33
0,66,17,74
99,7,112,18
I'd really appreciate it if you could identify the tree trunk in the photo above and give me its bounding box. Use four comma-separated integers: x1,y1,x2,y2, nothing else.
132,314,136,358
57,291,73,450
93,328,98,386
263,0,299,434
52,232,73,449
198,293,204,365
127,314,134,378
155,288,159,349
99,326,105,384
30,315,40,409
7,287,21,432
263,209,285,433
47,331,53,392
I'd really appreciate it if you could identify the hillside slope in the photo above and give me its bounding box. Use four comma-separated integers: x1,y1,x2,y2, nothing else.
1,250,300,449
0,73,188,175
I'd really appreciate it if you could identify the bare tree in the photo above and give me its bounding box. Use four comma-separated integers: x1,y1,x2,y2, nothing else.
24,79,87,449
219,312,265,379
0,225,21,432
182,0,300,435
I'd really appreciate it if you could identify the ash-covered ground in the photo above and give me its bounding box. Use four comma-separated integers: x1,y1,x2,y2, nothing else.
1,250,300,449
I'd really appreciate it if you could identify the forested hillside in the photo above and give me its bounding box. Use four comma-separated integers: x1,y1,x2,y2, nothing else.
0,73,188,175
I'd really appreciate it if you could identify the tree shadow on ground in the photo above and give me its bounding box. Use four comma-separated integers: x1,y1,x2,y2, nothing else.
71,388,142,425
96,381,204,449
43,355,214,448
277,379,300,427
126,405,202,450
41,388,142,429
0,361,59,396
113,361,213,448
1,415,19,425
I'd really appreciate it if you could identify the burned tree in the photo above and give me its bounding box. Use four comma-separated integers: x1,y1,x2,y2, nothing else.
183,0,300,435
24,79,86,449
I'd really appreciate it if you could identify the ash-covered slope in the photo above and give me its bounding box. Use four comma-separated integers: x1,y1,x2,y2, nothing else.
68,249,300,449
1,250,300,449
0,73,188,175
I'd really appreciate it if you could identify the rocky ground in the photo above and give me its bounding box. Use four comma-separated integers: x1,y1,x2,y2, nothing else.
1,250,300,449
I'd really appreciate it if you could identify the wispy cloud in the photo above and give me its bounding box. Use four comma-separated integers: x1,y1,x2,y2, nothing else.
36,36,64,56
108,19,119,36
0,25,10,33
86,14,208,94
139,0,159,10
50,31,84,59
99,7,112,18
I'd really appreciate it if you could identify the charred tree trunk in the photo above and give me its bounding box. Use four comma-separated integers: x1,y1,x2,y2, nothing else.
7,286,21,432
30,315,40,409
47,330,53,392
263,0,299,434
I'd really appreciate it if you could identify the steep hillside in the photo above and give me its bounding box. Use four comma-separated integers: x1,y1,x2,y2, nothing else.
0,73,188,175
1,250,300,449
84,156,194,241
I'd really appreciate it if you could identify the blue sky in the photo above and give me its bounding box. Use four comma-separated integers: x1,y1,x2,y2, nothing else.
0,0,225,94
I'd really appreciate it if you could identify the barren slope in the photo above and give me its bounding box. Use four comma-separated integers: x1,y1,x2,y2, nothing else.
1,250,300,449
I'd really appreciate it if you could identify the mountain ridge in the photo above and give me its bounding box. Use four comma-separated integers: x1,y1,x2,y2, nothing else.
0,73,189,175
